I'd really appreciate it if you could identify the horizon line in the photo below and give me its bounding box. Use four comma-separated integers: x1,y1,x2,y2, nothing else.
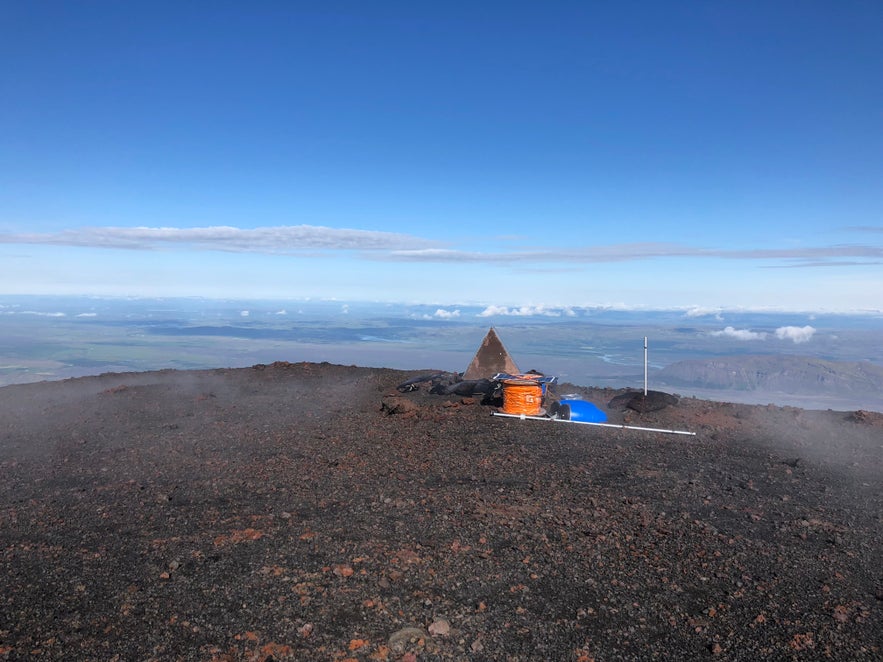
1,292,881,317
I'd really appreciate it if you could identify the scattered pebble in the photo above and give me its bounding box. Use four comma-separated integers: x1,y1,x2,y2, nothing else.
428,619,451,636
388,627,427,653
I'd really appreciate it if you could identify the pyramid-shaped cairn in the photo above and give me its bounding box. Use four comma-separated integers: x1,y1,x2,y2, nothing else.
463,328,520,380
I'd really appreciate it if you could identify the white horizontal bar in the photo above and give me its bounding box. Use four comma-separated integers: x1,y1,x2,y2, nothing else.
491,411,696,436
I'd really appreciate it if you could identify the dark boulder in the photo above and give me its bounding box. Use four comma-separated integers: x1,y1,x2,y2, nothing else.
608,390,679,413
431,378,495,397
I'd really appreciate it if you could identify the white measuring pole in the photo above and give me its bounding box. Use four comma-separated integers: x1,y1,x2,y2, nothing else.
491,411,696,436
643,336,648,396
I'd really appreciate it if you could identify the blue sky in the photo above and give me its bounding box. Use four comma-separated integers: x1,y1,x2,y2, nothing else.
1,1,881,312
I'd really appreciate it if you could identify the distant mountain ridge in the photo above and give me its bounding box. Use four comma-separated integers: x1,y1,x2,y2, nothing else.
657,355,883,396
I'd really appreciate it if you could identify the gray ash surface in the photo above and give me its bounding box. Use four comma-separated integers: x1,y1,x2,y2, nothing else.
1,362,881,661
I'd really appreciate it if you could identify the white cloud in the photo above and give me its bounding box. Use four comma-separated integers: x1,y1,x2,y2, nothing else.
477,304,572,317
685,306,723,320
387,242,883,267
240,310,250,317
18,311,67,317
774,325,816,343
274,309,287,315
432,308,460,319
710,326,766,340
477,305,509,317
76,312,97,317
390,243,691,264
1,225,880,271
0,225,441,253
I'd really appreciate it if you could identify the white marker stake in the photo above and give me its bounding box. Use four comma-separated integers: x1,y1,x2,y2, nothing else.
644,336,648,396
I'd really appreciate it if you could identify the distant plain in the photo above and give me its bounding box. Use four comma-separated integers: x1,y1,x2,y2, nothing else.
1,296,881,412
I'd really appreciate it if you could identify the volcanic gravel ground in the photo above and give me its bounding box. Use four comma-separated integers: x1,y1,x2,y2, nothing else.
0,362,881,661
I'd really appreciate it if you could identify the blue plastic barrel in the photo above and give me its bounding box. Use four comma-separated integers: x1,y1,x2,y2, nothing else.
559,399,607,423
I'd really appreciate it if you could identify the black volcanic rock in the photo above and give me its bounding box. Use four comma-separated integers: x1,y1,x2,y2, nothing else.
608,389,679,413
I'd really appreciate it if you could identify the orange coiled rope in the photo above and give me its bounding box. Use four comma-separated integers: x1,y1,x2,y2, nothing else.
501,379,544,415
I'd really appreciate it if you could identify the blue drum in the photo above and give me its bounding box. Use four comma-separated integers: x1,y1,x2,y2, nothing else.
556,399,607,423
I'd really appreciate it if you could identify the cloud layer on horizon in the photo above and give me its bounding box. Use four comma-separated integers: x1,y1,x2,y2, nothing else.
0,225,440,253
1,225,881,269
478,304,577,317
